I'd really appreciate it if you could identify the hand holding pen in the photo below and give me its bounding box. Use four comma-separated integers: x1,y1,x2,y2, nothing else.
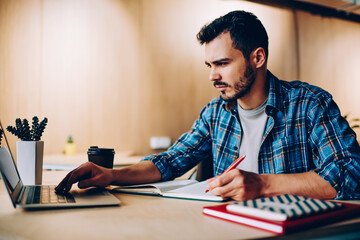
205,155,246,193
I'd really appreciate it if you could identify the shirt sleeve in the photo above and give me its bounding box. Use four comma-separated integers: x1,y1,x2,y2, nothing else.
141,104,213,181
308,94,360,200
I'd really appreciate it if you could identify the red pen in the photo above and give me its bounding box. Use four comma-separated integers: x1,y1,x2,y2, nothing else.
205,155,246,193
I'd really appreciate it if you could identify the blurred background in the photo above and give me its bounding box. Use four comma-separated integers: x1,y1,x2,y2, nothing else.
1,0,359,158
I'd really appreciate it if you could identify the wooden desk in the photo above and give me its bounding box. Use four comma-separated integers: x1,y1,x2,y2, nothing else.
0,171,359,240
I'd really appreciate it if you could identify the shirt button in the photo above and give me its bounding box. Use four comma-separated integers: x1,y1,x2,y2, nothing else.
233,146,238,150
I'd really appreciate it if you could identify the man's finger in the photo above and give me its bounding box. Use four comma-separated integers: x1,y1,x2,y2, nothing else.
78,178,96,189
78,172,109,189
208,169,239,189
55,172,72,192
55,163,94,193
208,169,245,196
64,164,94,191
212,178,244,198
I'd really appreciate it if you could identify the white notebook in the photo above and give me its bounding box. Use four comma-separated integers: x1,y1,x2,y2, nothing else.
112,180,224,202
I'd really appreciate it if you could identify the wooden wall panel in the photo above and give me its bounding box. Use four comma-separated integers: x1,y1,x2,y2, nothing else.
136,0,218,154
0,0,301,156
1,0,357,157
297,10,360,137
40,0,142,153
0,0,43,155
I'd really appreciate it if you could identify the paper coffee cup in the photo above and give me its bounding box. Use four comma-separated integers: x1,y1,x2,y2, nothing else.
87,146,115,169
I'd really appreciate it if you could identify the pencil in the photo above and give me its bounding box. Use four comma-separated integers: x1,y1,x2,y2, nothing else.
205,155,246,193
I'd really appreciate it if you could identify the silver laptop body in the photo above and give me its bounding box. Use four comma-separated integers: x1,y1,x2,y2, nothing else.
0,120,120,209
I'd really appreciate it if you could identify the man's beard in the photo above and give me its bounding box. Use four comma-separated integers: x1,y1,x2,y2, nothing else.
217,64,256,102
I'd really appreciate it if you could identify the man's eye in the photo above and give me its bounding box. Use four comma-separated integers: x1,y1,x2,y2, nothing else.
218,62,228,66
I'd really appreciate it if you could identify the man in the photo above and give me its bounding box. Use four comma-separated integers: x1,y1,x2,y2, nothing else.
56,10,360,200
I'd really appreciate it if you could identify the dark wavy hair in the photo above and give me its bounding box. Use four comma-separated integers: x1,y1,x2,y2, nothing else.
197,10,268,61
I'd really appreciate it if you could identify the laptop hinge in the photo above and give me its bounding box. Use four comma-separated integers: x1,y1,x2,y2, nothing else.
16,187,26,204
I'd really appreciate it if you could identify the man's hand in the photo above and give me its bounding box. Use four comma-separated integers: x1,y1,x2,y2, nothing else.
207,169,265,201
55,160,162,194
55,162,114,193
206,169,338,201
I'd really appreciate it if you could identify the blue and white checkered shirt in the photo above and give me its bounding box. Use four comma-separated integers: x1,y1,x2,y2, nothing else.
142,71,360,200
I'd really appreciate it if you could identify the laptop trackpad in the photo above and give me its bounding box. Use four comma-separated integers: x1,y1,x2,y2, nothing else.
69,188,120,206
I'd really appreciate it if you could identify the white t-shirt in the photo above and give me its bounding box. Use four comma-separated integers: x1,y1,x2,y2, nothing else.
236,100,268,173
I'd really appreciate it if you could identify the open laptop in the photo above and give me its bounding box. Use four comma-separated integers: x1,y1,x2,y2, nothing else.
0,120,120,209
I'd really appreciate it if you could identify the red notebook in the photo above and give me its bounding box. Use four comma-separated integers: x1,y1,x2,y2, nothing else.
203,202,360,235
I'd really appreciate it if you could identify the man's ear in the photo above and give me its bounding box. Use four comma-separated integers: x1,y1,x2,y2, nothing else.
251,47,266,69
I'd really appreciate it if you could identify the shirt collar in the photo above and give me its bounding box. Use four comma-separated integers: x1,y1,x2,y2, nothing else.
266,70,284,113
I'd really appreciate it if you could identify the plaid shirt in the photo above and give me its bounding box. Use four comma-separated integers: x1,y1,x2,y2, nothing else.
143,71,360,200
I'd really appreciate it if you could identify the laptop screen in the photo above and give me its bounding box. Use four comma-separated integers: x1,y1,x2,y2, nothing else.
0,121,22,195
0,147,21,192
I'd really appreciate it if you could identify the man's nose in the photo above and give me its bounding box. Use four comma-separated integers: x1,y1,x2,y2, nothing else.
209,68,221,82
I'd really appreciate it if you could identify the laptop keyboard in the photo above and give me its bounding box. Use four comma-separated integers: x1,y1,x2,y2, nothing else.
25,185,75,204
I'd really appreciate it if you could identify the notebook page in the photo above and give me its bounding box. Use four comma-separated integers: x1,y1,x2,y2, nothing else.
163,181,223,201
